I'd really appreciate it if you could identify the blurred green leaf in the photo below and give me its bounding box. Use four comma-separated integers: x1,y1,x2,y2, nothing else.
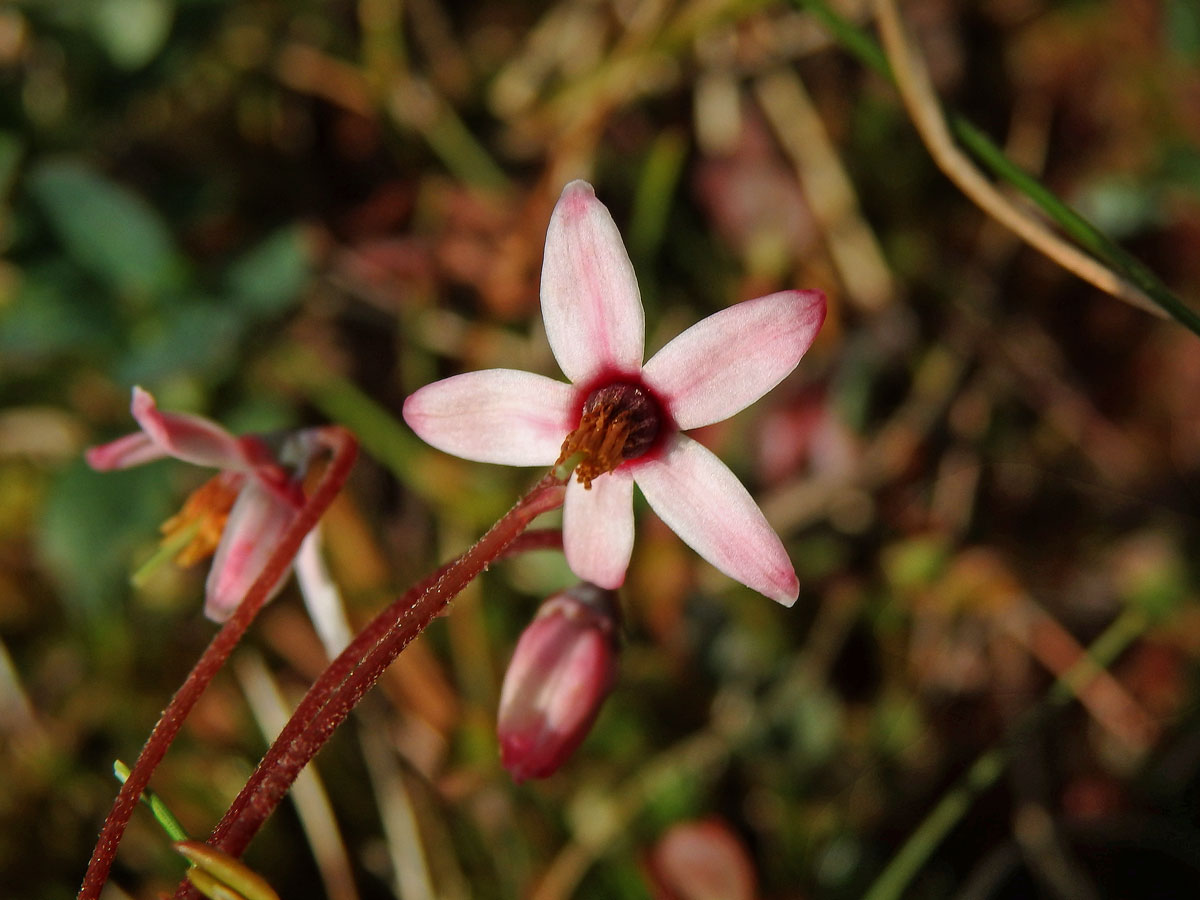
225,225,313,318
0,132,23,200
1075,177,1162,239
629,130,687,262
116,299,242,384
869,694,923,760
38,459,174,622
0,261,121,365
1160,144,1200,195
881,537,948,594
640,765,703,830
1166,0,1200,60
788,687,843,765
90,0,175,70
1117,538,1188,623
794,533,851,581
27,160,185,300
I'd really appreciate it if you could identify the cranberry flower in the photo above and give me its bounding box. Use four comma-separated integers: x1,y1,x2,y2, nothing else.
87,387,306,622
403,181,826,605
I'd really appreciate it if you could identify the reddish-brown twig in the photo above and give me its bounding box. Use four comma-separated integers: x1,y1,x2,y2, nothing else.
171,471,567,898
78,426,359,900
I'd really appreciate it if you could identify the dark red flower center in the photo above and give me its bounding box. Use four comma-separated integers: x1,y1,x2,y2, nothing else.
557,382,663,488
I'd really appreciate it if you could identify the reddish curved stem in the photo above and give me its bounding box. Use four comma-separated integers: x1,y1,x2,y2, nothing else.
173,472,566,896
77,427,358,900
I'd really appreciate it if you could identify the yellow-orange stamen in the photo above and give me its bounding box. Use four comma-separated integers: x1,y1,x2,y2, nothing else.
556,383,661,488
159,474,241,566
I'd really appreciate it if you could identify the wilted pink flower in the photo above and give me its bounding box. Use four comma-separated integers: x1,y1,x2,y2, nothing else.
404,180,826,604
497,583,619,782
86,387,306,622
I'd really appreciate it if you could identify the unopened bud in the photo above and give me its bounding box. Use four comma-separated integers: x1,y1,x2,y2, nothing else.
497,583,620,782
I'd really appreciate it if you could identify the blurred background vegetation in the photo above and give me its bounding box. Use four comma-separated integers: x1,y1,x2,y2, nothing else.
4,0,1200,897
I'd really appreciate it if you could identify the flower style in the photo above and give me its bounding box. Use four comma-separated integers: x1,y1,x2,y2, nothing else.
86,387,307,622
403,181,826,605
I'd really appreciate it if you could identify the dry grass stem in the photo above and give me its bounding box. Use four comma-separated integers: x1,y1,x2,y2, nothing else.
755,67,896,312
872,0,1161,317
1000,602,1159,754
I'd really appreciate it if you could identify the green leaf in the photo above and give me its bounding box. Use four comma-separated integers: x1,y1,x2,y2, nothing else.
1160,144,1200,196
0,131,23,201
225,225,313,317
116,298,242,384
882,536,948,593
0,261,121,366
1166,0,1200,60
113,760,189,841
38,458,175,623
27,159,185,300
90,0,175,70
794,0,1200,339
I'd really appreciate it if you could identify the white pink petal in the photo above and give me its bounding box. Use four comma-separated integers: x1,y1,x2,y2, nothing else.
642,290,826,431
540,180,645,384
633,434,799,606
130,386,255,472
204,479,298,622
85,430,170,470
562,471,635,590
402,369,576,466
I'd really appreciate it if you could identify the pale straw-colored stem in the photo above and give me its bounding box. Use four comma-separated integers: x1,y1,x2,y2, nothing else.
873,0,1161,317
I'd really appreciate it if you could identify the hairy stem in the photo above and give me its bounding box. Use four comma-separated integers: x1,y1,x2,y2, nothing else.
75,427,352,900
78,427,359,900
176,472,567,895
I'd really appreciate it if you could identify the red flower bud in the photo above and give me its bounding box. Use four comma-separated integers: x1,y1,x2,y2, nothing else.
497,583,619,782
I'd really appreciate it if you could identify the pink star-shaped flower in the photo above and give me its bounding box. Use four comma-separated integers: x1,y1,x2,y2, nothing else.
403,180,826,605
87,387,306,622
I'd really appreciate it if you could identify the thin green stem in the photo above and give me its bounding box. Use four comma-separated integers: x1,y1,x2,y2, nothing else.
802,0,889,74
951,120,1200,334
422,102,511,191
862,607,1148,900
113,761,189,842
553,450,588,482
629,130,688,262
130,520,200,588
794,0,1200,338
294,362,421,484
